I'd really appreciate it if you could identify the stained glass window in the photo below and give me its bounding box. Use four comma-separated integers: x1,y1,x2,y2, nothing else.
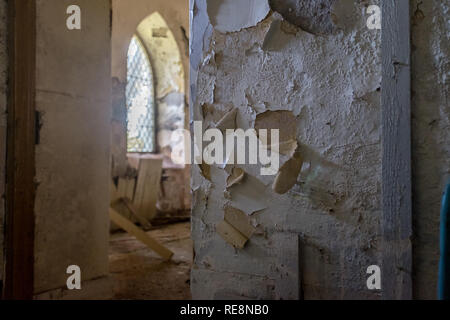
126,35,155,153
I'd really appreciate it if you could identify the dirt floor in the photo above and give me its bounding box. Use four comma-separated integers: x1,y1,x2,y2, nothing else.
109,222,192,300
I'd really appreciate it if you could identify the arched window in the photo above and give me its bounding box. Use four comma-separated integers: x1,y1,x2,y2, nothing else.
126,35,155,153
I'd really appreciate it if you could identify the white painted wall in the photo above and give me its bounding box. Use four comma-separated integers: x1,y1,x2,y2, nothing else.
33,0,111,294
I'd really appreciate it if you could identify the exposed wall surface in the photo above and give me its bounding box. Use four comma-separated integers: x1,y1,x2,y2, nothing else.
411,0,449,300
191,0,382,299
136,12,185,151
34,0,111,294
0,0,7,284
111,0,189,176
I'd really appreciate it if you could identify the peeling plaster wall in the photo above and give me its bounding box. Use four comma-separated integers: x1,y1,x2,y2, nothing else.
191,0,382,299
34,0,111,294
411,0,449,300
0,0,7,284
111,0,189,176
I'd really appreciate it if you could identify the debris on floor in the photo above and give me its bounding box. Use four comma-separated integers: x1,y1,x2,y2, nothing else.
109,222,192,300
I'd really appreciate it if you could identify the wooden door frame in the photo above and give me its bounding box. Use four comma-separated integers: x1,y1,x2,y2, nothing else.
2,0,36,300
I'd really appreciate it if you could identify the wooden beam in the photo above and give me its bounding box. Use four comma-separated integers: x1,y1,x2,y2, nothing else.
117,178,135,202
109,208,173,261
121,198,152,230
133,157,162,221
381,0,412,300
3,0,36,300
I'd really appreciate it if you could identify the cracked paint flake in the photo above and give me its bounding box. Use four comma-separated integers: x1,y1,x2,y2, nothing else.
272,152,304,194
224,206,256,239
226,167,245,189
255,110,297,146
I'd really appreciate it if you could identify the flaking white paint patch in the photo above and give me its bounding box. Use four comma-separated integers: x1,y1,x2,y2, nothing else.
207,0,270,33
228,172,267,215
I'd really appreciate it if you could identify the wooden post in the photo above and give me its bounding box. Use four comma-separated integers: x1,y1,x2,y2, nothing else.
381,0,412,300
3,0,37,300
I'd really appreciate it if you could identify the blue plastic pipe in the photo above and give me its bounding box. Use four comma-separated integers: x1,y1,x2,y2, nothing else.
438,182,450,300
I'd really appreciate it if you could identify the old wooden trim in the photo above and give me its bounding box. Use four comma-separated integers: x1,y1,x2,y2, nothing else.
381,0,412,300
3,0,36,300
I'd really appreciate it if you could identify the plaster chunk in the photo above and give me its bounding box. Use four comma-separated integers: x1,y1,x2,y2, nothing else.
207,0,270,33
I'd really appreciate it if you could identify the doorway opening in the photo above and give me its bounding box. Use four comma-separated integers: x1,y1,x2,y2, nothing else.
109,8,191,300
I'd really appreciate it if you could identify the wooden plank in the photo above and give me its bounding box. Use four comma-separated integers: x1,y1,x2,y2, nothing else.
381,0,412,300
110,179,119,204
127,154,141,171
109,208,173,260
133,158,162,220
3,0,36,300
117,177,135,201
110,199,133,221
110,178,136,230
121,198,152,230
